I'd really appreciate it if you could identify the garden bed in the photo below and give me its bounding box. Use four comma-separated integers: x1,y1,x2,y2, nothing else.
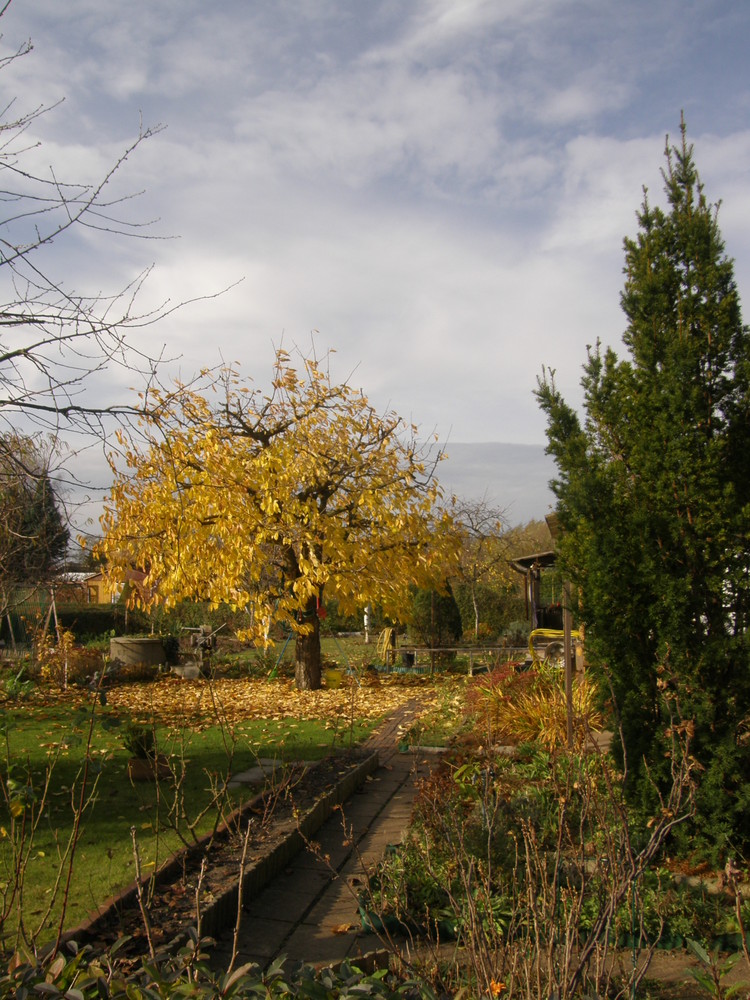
64,749,379,959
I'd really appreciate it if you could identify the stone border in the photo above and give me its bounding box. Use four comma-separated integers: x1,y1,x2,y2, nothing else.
64,752,380,947
199,751,379,939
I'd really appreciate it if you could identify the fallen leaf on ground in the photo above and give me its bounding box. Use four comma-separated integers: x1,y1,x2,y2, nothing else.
98,676,454,727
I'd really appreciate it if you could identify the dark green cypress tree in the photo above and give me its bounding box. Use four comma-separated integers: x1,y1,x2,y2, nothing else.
536,121,750,858
18,471,69,578
0,439,69,587
409,582,463,649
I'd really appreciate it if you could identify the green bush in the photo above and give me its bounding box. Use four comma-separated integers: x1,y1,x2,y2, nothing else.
320,598,363,634
503,620,530,646
149,600,248,636
0,939,438,998
409,583,462,655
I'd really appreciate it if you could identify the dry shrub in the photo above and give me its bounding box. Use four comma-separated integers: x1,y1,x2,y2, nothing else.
465,663,602,749
33,628,102,687
372,720,696,1000
501,675,602,749
463,663,538,745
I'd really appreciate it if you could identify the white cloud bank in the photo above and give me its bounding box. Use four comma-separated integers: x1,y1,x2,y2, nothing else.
1,0,749,526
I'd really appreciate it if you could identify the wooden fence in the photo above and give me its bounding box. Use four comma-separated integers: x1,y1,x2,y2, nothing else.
387,645,529,675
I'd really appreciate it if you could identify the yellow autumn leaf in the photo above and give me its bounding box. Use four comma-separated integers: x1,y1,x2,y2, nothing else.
97,347,459,690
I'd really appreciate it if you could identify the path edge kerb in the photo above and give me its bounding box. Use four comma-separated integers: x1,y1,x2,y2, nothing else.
197,751,380,939
64,752,380,947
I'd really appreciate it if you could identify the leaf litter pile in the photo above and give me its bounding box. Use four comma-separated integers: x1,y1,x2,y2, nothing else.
104,674,447,728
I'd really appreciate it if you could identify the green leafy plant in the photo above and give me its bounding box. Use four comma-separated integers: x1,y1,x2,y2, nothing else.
3,665,34,700
0,936,441,998
121,722,157,759
252,644,280,675
687,938,748,1000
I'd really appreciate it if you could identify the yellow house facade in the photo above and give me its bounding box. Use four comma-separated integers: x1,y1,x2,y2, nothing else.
84,569,149,605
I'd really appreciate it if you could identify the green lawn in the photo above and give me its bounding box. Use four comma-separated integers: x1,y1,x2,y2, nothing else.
0,631,466,952
0,697,373,951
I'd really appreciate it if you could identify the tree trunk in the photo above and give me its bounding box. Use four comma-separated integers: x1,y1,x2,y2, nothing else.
295,598,321,690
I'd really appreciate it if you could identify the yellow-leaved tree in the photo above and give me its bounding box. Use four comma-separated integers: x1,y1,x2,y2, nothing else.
98,349,457,689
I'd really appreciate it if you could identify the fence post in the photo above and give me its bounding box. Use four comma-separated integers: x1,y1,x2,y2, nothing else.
564,580,574,748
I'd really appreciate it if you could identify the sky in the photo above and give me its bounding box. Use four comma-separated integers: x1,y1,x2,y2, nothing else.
2,0,750,528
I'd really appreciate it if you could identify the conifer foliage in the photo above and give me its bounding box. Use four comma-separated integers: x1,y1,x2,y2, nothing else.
536,122,750,856
0,437,69,617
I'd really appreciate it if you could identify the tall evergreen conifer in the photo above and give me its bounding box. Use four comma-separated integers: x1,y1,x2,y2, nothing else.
536,122,750,857
0,438,69,589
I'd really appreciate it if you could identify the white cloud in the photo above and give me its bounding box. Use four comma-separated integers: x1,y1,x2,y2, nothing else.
230,65,501,192
539,79,632,127
542,134,664,253
2,0,750,524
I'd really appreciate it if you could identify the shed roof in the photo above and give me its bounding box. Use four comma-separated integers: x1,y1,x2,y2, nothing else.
509,550,557,574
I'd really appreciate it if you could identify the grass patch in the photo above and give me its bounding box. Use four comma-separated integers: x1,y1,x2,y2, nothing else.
0,694,374,949
0,640,463,950
404,683,469,748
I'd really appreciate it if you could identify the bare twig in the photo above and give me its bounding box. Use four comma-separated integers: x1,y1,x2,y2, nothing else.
228,820,254,975
130,826,156,959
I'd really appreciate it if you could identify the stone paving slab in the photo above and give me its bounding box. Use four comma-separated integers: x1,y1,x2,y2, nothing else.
242,868,331,918
232,917,294,965
228,758,316,789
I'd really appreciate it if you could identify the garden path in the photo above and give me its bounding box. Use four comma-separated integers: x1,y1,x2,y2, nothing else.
208,698,441,970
